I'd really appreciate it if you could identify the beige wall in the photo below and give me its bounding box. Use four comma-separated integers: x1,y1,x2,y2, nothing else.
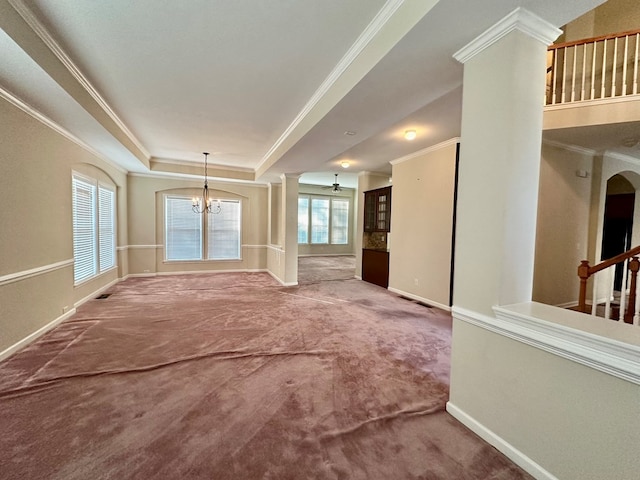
388,142,457,308
533,143,594,307
0,97,127,354
561,0,640,42
127,175,268,275
298,183,355,256
450,319,640,480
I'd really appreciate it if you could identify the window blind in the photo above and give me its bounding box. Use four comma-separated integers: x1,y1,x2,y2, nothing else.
72,176,97,283
331,198,349,245
208,200,241,260
297,197,309,244
98,186,115,272
311,198,329,244
165,196,202,261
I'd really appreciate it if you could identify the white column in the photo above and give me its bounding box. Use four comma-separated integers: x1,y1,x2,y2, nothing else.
280,174,299,285
452,9,561,316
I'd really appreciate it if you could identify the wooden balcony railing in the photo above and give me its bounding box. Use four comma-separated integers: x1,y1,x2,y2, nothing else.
578,245,640,325
547,29,640,105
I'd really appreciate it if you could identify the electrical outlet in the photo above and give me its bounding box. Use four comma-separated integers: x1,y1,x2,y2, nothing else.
62,305,69,314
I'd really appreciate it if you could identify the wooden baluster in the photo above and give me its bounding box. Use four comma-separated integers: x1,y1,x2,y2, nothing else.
601,39,607,99
578,260,590,313
625,257,640,323
552,48,558,104
619,258,629,320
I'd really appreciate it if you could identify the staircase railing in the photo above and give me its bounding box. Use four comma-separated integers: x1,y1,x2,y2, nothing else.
547,28,640,105
578,245,640,325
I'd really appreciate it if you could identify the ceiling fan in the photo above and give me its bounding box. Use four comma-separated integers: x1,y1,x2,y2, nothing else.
322,173,342,193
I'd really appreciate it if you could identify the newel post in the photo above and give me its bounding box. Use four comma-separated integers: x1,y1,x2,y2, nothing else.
578,260,590,313
625,257,640,323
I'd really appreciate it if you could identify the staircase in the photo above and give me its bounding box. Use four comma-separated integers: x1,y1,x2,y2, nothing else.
577,246,640,325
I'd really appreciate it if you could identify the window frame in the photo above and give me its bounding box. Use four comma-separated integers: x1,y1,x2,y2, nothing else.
72,172,116,286
297,193,350,246
164,194,242,262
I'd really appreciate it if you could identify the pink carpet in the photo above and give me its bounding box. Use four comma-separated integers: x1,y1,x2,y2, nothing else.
0,272,531,479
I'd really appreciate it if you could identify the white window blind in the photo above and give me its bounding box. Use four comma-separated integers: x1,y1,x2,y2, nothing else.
98,187,115,272
331,198,349,245
73,177,97,283
165,196,202,261
208,200,241,260
298,197,309,244
311,198,329,244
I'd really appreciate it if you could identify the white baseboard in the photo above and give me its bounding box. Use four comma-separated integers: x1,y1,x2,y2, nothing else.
0,307,77,362
446,402,557,480
354,275,362,280
387,286,451,312
266,270,298,286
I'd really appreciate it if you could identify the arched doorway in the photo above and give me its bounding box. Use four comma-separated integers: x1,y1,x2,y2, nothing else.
601,174,635,290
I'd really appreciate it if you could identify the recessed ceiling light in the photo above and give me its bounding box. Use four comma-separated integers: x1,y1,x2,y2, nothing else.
344,131,356,136
404,130,417,141
341,161,350,169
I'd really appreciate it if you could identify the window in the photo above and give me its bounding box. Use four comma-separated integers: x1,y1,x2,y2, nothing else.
298,195,350,245
298,198,309,244
311,198,329,244
165,196,241,261
331,199,349,245
72,174,116,284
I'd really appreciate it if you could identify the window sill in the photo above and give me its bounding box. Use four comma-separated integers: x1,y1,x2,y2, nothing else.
73,266,117,288
452,302,640,385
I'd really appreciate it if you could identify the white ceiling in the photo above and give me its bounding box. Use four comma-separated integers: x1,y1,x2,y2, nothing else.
0,0,608,185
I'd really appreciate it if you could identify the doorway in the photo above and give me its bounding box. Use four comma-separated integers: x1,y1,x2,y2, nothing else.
601,175,635,290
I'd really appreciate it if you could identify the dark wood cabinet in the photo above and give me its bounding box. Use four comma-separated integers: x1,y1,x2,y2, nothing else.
364,187,392,232
362,248,390,288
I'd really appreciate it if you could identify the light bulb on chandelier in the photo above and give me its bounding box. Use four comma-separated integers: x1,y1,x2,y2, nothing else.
192,152,222,214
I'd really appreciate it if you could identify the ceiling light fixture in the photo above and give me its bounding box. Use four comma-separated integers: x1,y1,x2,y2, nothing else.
404,130,417,141
341,161,350,169
192,152,221,214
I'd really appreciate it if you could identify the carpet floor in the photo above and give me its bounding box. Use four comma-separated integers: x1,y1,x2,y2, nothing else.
0,271,532,479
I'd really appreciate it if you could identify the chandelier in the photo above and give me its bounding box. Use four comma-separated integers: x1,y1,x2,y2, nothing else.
192,152,221,214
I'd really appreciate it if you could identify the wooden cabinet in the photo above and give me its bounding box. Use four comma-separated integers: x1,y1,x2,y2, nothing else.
364,187,392,232
362,248,390,288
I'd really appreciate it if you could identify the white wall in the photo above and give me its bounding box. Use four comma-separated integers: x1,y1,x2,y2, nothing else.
388,141,457,309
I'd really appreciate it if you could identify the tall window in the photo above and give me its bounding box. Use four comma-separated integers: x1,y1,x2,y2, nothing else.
298,195,350,245
165,196,241,261
72,174,116,284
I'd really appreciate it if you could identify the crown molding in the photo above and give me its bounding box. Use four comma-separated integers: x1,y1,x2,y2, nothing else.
454,7,561,64
390,137,460,166
604,150,640,165
256,0,407,174
8,0,150,160
0,86,127,175
151,157,255,174
128,170,269,187
542,139,597,157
